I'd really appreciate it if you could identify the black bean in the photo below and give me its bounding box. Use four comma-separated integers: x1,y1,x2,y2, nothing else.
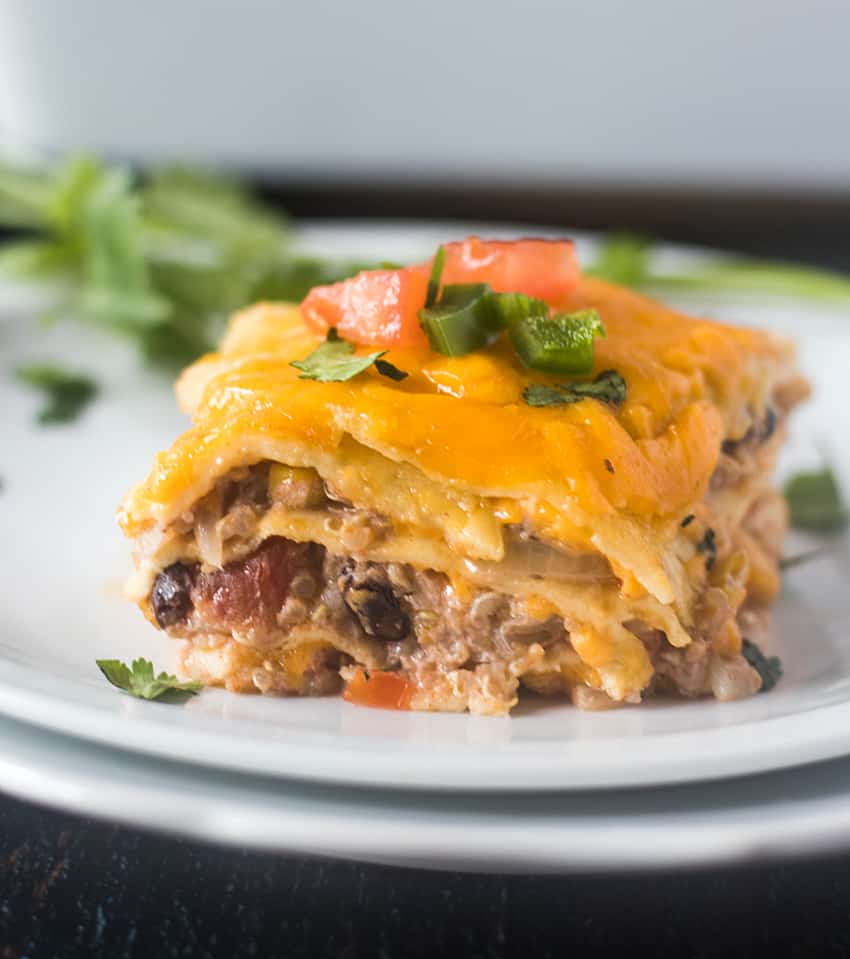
343,585,410,641
151,563,194,628
721,426,754,455
722,407,777,455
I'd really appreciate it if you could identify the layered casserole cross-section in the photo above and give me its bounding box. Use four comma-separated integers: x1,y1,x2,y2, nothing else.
119,237,808,715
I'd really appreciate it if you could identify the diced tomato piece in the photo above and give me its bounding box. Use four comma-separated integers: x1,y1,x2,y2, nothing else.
343,669,415,710
298,237,581,348
300,268,429,347
438,236,580,304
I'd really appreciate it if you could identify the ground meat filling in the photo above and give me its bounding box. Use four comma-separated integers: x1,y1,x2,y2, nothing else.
150,540,570,702
150,524,768,706
149,397,790,708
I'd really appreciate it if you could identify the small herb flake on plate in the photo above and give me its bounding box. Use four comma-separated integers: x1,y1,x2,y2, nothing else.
96,658,201,702
15,363,98,424
741,639,783,693
783,466,848,532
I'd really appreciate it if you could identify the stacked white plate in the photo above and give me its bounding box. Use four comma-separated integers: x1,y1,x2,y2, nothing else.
2,224,849,873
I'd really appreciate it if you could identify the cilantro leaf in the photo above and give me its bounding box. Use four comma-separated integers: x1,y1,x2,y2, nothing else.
522,370,627,408
783,467,848,532
522,384,570,407
16,364,98,424
741,639,783,693
291,328,386,382
0,240,74,279
96,657,202,701
78,167,172,334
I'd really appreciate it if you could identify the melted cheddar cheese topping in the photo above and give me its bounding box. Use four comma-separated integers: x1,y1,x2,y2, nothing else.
119,278,794,607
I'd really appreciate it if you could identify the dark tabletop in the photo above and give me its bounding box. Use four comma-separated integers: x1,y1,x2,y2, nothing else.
3,794,850,959
4,189,850,959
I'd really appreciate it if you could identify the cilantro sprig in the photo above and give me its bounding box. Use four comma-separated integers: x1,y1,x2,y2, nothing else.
0,154,370,374
96,657,201,702
16,363,98,424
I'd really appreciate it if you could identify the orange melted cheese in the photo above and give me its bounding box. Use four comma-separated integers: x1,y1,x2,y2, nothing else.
119,278,794,606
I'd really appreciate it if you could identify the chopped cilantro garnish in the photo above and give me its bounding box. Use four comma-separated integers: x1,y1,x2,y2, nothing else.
15,364,98,424
374,358,408,381
522,370,627,408
783,467,848,532
291,328,386,382
522,385,569,407
741,639,783,693
0,154,373,390
96,657,201,701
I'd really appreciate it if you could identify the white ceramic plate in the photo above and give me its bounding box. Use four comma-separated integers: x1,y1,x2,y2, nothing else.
1,222,849,793
8,708,850,873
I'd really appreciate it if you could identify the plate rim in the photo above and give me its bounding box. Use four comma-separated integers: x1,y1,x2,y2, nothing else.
5,710,850,872
4,647,850,793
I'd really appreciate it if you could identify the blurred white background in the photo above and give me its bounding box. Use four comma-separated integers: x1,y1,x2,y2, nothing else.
0,0,848,189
